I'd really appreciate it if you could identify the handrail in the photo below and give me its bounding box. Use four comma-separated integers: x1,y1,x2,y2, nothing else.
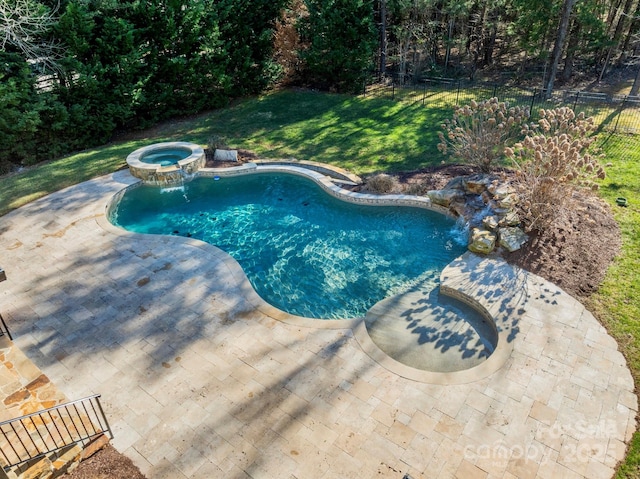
0,394,113,470
0,313,12,341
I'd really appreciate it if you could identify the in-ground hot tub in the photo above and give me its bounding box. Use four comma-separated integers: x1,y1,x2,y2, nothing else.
126,142,205,185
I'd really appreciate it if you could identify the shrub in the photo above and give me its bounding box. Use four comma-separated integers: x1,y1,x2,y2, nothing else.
404,182,430,196
363,173,399,194
506,108,605,232
207,135,229,151
438,97,529,173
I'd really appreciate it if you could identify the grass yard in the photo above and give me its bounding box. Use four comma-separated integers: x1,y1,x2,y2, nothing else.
1,88,639,476
0,90,449,217
590,133,640,478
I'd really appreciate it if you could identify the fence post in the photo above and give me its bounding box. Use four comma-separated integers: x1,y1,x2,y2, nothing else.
493,84,498,99
456,80,461,106
530,88,537,115
392,82,395,101
573,91,580,112
422,82,426,106
613,97,626,134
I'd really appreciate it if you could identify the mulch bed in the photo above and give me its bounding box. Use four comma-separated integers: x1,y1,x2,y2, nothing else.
60,444,145,479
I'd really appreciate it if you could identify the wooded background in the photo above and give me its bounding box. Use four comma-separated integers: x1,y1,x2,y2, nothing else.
2,0,640,171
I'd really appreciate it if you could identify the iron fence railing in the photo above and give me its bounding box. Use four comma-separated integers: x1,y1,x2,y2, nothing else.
0,313,11,341
0,268,10,340
0,394,113,470
363,74,640,135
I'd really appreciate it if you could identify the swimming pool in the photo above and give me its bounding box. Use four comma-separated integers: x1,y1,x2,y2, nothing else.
109,172,466,319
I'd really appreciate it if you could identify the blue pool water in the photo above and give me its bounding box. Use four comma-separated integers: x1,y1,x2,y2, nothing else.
140,148,191,166
110,173,466,319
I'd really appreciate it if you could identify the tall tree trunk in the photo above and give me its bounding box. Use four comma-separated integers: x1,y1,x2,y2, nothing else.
379,0,387,76
562,20,580,83
619,13,639,59
444,18,454,75
483,16,498,67
599,0,635,80
631,65,640,96
545,0,576,97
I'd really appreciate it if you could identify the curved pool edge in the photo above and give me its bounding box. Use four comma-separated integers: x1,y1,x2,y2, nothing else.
103,165,514,384
126,141,205,185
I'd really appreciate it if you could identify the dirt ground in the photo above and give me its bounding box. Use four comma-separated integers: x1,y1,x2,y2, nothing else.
62,163,620,479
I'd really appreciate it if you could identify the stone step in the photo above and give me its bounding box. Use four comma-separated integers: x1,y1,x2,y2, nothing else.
365,281,497,373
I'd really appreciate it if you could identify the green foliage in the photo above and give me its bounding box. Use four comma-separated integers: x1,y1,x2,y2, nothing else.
0,89,446,216
215,0,289,95
0,0,290,167
131,0,227,121
0,53,48,165
299,0,377,92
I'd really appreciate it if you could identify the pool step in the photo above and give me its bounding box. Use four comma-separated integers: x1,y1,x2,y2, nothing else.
365,282,497,373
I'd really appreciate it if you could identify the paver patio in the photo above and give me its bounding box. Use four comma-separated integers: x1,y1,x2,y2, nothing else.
0,170,636,479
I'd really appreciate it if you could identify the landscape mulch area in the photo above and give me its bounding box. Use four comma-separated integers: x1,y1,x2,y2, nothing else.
62,164,620,479
60,445,145,479
393,164,621,298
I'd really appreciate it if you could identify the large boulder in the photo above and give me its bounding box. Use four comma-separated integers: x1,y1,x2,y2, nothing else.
488,183,516,199
427,189,464,207
482,215,499,231
498,211,521,227
499,227,529,252
468,228,497,254
214,149,238,162
463,174,496,194
497,193,518,209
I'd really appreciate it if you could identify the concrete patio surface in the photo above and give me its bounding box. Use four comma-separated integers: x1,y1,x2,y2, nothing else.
0,170,636,479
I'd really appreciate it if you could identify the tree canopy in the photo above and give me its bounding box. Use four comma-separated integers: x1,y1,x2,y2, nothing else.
1,0,639,170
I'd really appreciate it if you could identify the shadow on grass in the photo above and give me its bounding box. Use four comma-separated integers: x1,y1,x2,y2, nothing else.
1,90,452,217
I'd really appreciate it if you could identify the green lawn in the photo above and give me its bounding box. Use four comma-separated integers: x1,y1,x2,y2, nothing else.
0,90,450,216
1,89,639,476
590,133,640,478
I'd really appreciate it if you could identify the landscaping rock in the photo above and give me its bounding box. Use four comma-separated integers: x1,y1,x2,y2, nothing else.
482,215,499,231
427,189,464,207
463,174,496,194
468,228,497,254
213,149,238,162
488,183,516,199
449,199,467,218
499,227,529,252
443,176,466,190
498,211,521,227
497,193,518,209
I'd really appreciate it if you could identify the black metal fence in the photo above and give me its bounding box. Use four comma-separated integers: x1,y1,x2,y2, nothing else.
0,313,11,341
0,394,112,470
363,75,640,135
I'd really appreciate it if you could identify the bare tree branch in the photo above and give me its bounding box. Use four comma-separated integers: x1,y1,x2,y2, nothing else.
0,0,62,72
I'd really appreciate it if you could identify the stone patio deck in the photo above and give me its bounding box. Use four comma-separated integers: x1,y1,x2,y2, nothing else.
0,170,636,479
